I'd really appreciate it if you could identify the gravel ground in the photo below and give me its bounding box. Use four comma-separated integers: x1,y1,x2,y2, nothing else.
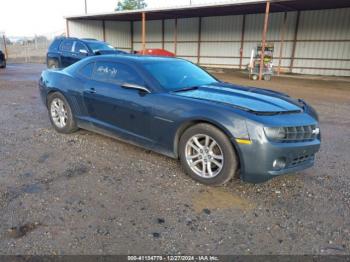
0,64,349,255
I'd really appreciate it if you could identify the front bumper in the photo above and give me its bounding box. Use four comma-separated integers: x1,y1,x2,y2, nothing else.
237,138,321,183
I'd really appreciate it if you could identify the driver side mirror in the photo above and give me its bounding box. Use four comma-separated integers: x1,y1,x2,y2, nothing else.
121,83,151,94
79,49,88,56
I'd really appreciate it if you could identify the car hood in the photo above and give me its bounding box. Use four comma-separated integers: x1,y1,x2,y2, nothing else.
174,83,303,114
94,49,128,55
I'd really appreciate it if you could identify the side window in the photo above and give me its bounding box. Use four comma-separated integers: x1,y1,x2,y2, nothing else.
93,62,144,86
79,63,95,79
59,40,74,52
74,42,88,54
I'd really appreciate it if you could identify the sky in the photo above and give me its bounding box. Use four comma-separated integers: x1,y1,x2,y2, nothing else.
0,0,233,37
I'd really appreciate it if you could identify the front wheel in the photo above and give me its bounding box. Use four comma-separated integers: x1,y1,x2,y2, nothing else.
179,123,238,186
48,92,78,134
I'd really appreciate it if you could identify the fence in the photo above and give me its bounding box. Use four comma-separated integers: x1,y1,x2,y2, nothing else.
0,34,52,64
5,40,51,64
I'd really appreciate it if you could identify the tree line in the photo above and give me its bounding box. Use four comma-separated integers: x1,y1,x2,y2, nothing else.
115,0,147,11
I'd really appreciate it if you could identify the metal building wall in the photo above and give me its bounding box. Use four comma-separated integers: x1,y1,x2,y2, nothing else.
164,19,175,53
133,20,163,51
68,7,350,76
177,18,199,64
68,20,103,40
243,12,297,70
292,8,350,76
69,20,132,52
105,21,131,52
200,8,349,76
200,15,243,67
132,18,199,63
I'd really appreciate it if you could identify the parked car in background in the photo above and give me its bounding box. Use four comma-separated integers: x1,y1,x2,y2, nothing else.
0,50,6,68
136,49,175,57
46,37,127,69
39,55,321,185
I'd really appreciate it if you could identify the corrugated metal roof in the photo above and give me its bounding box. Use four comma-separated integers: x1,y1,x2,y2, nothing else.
65,0,350,21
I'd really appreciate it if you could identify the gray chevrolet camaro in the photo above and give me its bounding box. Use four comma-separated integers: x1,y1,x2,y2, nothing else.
39,55,321,185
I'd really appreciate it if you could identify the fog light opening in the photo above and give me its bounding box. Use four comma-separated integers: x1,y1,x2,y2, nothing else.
273,158,286,171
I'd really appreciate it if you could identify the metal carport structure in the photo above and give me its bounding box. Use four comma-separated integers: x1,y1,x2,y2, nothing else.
65,0,350,78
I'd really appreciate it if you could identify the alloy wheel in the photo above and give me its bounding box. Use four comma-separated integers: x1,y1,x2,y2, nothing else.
50,98,68,128
185,134,224,178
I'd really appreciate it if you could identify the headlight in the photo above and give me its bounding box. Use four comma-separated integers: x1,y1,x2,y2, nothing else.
264,127,286,140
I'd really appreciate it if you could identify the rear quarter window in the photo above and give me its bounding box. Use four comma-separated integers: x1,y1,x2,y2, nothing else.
78,63,95,79
92,62,144,86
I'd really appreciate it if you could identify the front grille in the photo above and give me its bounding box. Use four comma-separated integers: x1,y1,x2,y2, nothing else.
282,125,318,143
289,154,315,167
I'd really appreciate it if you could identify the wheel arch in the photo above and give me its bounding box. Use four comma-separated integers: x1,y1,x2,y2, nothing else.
46,53,61,67
173,119,243,172
46,89,80,117
46,89,65,107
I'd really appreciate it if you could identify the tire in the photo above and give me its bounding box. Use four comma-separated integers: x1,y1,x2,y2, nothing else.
47,92,78,134
263,74,271,81
251,74,258,81
47,59,59,69
179,123,238,186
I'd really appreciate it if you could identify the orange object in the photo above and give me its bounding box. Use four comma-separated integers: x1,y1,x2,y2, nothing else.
137,49,175,57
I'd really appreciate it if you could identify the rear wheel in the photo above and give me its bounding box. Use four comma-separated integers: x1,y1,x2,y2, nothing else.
47,58,59,69
179,123,238,186
48,92,78,134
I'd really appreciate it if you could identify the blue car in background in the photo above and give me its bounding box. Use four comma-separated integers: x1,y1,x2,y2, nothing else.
46,37,127,69
0,50,6,68
39,55,321,185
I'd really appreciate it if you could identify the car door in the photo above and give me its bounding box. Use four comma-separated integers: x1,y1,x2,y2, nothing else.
59,40,75,67
83,61,155,144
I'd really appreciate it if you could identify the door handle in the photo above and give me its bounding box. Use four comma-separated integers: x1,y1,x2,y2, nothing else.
85,88,96,94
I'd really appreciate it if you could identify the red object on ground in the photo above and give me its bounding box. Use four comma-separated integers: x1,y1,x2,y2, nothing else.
137,49,175,57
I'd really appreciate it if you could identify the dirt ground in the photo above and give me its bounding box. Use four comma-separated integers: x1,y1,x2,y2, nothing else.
0,63,349,255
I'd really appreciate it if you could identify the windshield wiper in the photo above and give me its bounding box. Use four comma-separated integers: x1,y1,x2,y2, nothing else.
172,86,199,93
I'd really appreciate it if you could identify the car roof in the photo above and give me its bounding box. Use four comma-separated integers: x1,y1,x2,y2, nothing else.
81,39,105,44
55,36,105,44
85,54,185,64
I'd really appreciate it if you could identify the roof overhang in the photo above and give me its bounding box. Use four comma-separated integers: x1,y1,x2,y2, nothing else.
65,0,350,21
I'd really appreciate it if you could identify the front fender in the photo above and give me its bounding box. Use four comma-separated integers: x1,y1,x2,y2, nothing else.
172,108,250,158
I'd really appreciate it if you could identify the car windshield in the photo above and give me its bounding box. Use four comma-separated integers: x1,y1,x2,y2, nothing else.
143,60,218,91
87,42,115,52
